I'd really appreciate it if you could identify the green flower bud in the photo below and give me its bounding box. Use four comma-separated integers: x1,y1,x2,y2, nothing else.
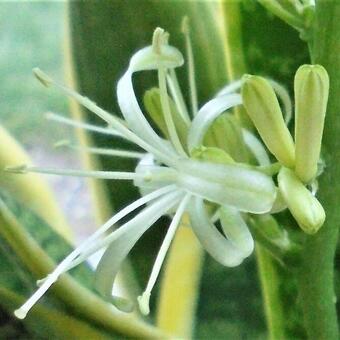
191,145,234,165
143,87,188,146
294,64,329,183
205,114,249,163
241,75,295,168
278,167,325,234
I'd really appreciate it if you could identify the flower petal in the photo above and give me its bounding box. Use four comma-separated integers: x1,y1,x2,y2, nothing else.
177,159,276,213
94,190,183,309
117,44,184,161
188,197,244,267
242,129,270,166
219,205,254,257
187,94,242,152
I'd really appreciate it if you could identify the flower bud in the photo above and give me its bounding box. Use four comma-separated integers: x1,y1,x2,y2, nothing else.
278,167,325,234
294,64,329,183
143,87,188,145
241,75,295,168
191,146,234,165
205,115,249,163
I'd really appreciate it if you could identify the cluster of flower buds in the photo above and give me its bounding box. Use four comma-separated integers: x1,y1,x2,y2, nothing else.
242,65,329,234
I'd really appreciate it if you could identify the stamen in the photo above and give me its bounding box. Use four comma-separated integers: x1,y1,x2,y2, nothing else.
158,67,187,156
152,27,165,54
181,16,198,117
68,190,183,272
138,194,191,315
34,68,53,87
13,185,177,319
33,69,176,166
45,112,125,138
5,165,146,181
55,141,145,159
167,69,191,124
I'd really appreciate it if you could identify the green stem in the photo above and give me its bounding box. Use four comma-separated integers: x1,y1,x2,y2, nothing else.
295,2,340,339
256,246,285,340
219,2,286,338
0,200,168,339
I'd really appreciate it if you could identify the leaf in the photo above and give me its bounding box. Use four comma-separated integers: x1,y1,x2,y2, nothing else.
0,124,72,242
0,189,95,291
0,189,165,338
0,287,112,340
0,191,115,338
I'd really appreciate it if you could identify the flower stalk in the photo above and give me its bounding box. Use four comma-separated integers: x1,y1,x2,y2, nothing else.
295,1,340,338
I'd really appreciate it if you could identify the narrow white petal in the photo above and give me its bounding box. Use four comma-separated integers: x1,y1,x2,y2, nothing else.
116,43,184,161
71,190,183,271
13,185,176,319
117,70,178,160
177,159,276,213
242,129,270,166
189,197,244,267
129,45,183,72
216,80,242,97
93,190,183,306
138,194,191,315
219,205,254,257
187,94,242,152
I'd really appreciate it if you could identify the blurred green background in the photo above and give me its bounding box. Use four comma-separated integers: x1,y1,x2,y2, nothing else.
1,2,68,146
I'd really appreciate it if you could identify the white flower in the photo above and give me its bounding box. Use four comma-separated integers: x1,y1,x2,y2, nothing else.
11,28,277,319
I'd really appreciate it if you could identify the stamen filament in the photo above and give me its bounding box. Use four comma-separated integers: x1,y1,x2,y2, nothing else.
138,194,191,315
158,67,187,156
167,69,191,125
66,190,183,271
55,142,145,159
182,17,198,117
34,68,177,167
6,165,146,181
45,112,125,138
